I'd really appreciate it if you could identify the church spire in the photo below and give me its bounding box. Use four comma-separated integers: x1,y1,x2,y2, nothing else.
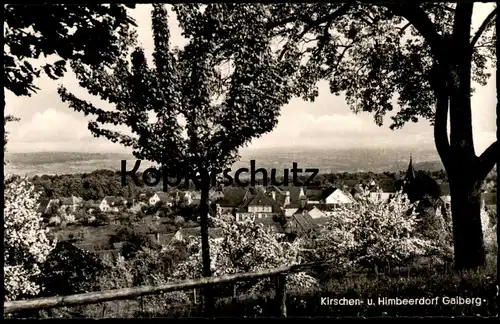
405,155,415,182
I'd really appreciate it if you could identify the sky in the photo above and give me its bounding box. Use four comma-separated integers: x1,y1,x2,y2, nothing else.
4,4,497,155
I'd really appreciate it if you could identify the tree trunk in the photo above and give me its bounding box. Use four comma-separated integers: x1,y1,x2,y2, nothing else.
199,179,214,316
445,58,489,270
428,5,494,270
448,177,485,270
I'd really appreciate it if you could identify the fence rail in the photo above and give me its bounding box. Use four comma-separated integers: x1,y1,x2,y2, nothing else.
4,262,325,317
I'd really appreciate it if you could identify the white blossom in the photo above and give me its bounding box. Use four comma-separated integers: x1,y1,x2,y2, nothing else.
4,174,56,301
170,216,318,295
307,187,437,273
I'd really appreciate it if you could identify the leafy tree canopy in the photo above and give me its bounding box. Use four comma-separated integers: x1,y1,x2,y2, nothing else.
57,4,295,180
262,3,496,129
4,4,137,96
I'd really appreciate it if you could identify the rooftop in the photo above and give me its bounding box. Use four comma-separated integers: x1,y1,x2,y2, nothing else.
239,190,283,213
291,211,318,233
154,192,171,202
218,187,247,207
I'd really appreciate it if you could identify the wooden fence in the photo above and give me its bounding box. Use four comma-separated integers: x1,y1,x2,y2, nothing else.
4,262,325,317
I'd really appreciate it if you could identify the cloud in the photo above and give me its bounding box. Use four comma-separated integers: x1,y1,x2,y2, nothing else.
7,108,131,153
250,108,436,149
15,108,89,143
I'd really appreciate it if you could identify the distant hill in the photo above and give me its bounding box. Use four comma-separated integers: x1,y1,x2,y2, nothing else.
4,148,444,177
5,152,133,165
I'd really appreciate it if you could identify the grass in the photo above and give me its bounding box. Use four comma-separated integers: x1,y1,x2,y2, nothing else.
27,256,497,318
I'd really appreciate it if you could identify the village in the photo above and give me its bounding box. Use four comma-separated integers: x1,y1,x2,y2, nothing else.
36,158,497,265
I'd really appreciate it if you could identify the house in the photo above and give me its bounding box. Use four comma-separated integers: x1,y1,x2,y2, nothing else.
303,205,327,219
129,201,147,214
235,189,284,222
367,186,396,203
314,186,354,205
149,192,172,207
37,198,60,216
282,203,328,218
183,191,202,206
209,187,225,201
353,177,398,203
138,192,148,202
48,215,62,226
307,203,343,216
217,187,249,214
62,213,76,225
285,209,319,235
99,196,124,212
281,185,354,216
98,198,112,213
173,227,224,243
60,195,83,213
279,185,353,206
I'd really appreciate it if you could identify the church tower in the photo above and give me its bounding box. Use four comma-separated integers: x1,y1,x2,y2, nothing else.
404,155,416,184
401,155,418,201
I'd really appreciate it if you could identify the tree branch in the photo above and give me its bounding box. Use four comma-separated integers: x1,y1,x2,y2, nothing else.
297,4,351,39
276,4,352,61
266,4,351,32
476,141,498,181
429,62,451,170
386,4,447,65
470,7,497,48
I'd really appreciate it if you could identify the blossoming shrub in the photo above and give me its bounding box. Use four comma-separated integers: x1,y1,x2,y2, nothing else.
170,214,318,297
4,174,56,301
305,187,438,276
480,205,497,254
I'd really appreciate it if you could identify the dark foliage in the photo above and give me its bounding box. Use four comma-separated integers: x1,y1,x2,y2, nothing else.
31,170,140,201
110,226,157,259
402,170,442,203
39,241,107,297
4,4,136,97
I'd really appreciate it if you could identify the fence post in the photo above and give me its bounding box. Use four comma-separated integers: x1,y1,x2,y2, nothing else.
274,274,287,317
232,283,237,308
